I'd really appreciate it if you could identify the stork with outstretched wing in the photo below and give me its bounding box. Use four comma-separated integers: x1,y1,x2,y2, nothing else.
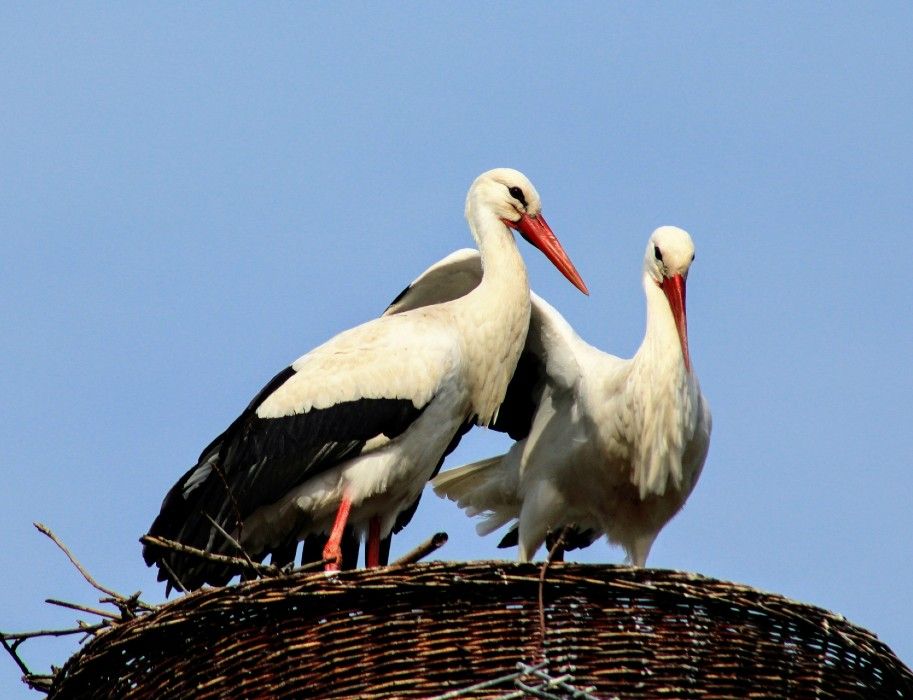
389,226,710,566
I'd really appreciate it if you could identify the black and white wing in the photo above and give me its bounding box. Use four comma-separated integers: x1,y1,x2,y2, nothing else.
144,311,461,590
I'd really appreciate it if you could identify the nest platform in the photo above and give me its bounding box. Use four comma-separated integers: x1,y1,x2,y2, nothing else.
47,561,913,699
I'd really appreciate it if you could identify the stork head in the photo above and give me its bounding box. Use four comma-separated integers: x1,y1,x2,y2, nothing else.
645,226,696,371
466,168,588,295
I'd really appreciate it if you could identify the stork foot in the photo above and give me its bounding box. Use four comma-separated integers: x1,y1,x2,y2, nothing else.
322,544,342,573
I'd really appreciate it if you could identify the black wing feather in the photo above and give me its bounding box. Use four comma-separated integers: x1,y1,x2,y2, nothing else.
497,525,598,553
487,350,545,440
144,366,425,590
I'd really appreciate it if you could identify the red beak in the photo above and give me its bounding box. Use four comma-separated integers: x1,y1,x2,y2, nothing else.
504,213,589,295
660,274,691,371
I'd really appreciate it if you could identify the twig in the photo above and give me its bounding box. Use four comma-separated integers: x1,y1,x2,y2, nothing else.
392,532,448,566
0,637,32,682
210,462,245,540
1,622,106,643
0,637,55,693
143,533,333,588
140,535,279,578
45,599,118,620
294,557,335,573
34,522,154,612
1,525,159,694
202,513,259,572
512,679,566,699
34,523,119,599
522,664,601,699
24,675,54,693
431,662,550,699
158,558,189,594
100,592,150,620
537,526,570,660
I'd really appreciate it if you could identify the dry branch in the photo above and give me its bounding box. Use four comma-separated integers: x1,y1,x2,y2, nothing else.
34,522,119,599
45,599,118,620
1,623,106,643
392,531,448,565
202,512,259,572
1,523,163,694
141,534,279,578
140,534,332,582
34,522,154,613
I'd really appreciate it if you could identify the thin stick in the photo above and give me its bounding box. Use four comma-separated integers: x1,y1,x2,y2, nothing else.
294,558,335,573
33,522,155,613
23,675,54,693
140,535,277,577
512,679,565,699
523,665,600,699
1,623,106,642
202,513,258,572
538,526,570,659
45,599,118,620
0,637,32,682
0,635,54,693
34,523,119,599
210,462,245,539
392,532,448,566
158,558,189,594
432,662,549,699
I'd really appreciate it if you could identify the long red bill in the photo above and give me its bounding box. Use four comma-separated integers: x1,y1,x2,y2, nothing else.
505,213,589,295
660,274,691,371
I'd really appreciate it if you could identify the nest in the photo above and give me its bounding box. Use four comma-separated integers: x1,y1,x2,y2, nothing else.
47,562,912,699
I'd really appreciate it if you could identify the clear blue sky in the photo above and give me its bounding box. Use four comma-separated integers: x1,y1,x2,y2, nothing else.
2,4,911,696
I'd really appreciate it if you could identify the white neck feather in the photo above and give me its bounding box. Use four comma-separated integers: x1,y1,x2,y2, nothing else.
628,273,698,498
455,208,531,425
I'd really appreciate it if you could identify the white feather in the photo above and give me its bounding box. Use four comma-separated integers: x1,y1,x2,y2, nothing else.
432,226,712,566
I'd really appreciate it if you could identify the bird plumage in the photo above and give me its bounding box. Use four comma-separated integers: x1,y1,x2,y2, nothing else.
398,227,711,566
143,168,586,590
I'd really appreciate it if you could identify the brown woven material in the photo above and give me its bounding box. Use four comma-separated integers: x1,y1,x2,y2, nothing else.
48,562,912,699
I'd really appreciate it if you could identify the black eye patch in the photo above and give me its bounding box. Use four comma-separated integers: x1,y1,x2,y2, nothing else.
654,245,663,262
508,186,528,208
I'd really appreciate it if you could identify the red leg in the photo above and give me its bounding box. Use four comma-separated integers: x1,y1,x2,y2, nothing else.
366,516,381,568
323,494,353,573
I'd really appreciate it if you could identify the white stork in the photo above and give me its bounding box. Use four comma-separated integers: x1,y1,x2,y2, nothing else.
143,168,588,590
391,226,711,566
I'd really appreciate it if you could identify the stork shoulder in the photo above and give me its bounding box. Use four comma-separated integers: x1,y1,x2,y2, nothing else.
257,311,463,419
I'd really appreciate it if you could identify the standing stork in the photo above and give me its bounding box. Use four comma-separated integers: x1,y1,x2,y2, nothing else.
143,168,588,590
392,226,711,566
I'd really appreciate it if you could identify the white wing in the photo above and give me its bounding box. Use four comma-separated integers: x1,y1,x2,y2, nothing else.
384,248,483,316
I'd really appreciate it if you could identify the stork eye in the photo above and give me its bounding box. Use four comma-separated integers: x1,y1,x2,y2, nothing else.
691,253,695,261
654,245,663,262
508,186,528,208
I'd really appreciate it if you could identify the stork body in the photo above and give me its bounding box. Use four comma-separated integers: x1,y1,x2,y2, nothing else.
144,169,587,590
396,227,710,566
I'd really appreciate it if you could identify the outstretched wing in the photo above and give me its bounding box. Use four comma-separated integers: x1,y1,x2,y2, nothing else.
384,248,483,315
383,248,586,441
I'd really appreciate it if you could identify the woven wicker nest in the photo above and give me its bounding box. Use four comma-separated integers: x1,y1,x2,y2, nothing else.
48,561,912,699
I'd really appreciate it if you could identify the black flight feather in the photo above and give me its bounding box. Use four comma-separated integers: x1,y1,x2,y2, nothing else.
144,365,425,591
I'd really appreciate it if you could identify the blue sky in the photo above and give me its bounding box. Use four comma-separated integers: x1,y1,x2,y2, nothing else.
2,4,912,695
